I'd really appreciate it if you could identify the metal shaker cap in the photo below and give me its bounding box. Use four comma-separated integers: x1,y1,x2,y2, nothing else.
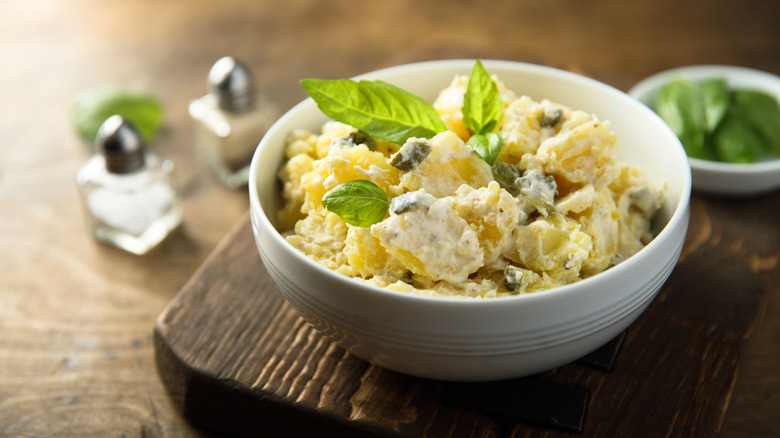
96,115,145,174
208,56,255,112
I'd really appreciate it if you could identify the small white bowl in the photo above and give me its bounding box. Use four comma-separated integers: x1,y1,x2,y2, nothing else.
249,60,691,381
629,65,780,196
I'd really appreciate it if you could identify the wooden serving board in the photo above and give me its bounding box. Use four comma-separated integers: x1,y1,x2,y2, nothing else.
154,193,775,437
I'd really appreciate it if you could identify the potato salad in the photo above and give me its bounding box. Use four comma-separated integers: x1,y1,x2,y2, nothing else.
277,67,662,298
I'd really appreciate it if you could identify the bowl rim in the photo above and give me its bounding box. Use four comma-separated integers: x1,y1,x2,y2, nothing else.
628,64,780,175
249,58,692,307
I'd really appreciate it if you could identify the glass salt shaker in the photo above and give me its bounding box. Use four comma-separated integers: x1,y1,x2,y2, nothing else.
76,115,182,255
188,56,278,189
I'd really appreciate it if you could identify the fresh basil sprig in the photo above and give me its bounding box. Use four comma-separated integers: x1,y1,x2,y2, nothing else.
463,60,503,135
321,180,389,227
307,60,508,227
301,78,447,145
462,60,504,164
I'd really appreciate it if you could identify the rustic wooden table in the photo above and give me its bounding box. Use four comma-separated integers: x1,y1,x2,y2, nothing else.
1,0,778,437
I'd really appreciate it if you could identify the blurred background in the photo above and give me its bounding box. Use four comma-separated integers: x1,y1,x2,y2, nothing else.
1,0,778,436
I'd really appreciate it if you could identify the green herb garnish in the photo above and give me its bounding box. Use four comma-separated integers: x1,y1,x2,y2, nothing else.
306,60,508,227
731,89,780,155
466,132,504,166
701,78,730,132
300,78,447,145
711,110,765,163
463,60,505,163
73,87,164,144
655,76,780,163
321,180,389,227
656,78,708,159
463,60,503,136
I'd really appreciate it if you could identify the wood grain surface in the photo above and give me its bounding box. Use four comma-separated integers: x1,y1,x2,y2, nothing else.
1,0,779,436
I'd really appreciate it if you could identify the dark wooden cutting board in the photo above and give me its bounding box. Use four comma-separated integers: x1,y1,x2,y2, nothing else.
154,194,774,437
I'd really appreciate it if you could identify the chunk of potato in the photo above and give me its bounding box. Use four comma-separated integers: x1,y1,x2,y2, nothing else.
285,210,349,270
372,196,484,284
505,214,592,284
400,131,493,197
573,188,620,275
277,153,315,231
536,119,619,186
452,181,519,265
343,227,406,279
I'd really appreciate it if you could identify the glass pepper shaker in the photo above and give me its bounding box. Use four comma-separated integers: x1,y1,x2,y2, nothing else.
188,56,278,189
76,115,182,255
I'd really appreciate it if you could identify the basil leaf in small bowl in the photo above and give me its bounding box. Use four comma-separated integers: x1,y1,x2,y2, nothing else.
630,65,780,196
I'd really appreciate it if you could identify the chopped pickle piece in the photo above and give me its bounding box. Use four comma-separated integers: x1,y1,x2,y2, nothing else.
517,169,558,218
503,265,540,293
540,107,562,127
390,138,432,171
491,161,522,196
389,190,436,215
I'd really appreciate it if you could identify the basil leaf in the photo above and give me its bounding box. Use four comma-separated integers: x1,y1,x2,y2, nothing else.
731,89,780,156
73,87,164,144
701,78,730,134
710,110,765,163
656,78,709,159
655,76,780,162
301,78,447,145
321,180,389,227
463,60,502,135
466,132,503,165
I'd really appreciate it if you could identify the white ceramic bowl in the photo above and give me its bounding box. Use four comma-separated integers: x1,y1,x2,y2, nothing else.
249,60,691,382
629,65,780,196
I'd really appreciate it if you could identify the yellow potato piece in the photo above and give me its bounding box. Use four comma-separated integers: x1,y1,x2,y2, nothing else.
285,210,349,270
506,214,592,284
372,196,484,284
343,227,406,279
573,188,620,275
498,96,546,163
283,129,318,160
314,122,354,158
400,131,492,197
453,182,519,265
300,144,401,215
277,153,315,231
610,164,662,257
537,119,619,185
